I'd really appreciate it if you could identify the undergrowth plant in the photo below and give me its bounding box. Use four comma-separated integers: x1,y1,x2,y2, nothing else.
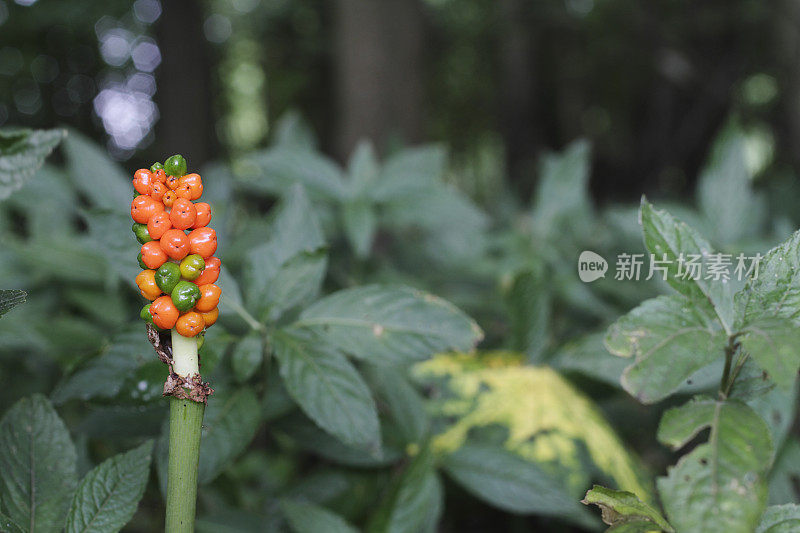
583,198,800,532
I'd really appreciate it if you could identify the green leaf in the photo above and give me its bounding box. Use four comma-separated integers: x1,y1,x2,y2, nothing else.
242,185,326,321
531,139,592,237
0,290,26,318
697,125,765,245
738,316,800,389
65,441,153,533
757,505,800,533
737,229,800,327
657,397,773,533
0,128,64,200
505,268,550,362
552,333,628,388
368,448,442,533
581,485,673,532
273,110,317,151
237,148,346,200
232,333,263,383
366,365,429,445
640,198,734,332
0,394,77,533
605,295,726,403
296,285,483,365
0,513,23,533
81,209,139,288
197,388,261,484
442,443,594,526
62,130,130,212
347,140,379,196
281,500,358,533
342,201,376,258
768,438,800,505
371,145,445,202
272,328,380,451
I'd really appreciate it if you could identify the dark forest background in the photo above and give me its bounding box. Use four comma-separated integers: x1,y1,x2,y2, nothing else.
1,0,793,203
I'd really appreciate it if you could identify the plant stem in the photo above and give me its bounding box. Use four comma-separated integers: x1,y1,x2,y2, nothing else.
165,330,204,533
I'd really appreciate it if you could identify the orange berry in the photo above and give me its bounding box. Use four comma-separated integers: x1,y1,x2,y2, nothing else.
153,169,167,183
195,283,221,312
131,195,164,224
192,202,211,228
147,211,172,239
175,173,203,200
176,311,205,337
166,175,180,190
193,256,220,285
132,169,154,195
150,181,167,201
135,269,161,300
160,229,190,260
200,307,218,327
169,198,197,230
187,227,217,258
162,190,177,208
150,295,179,329
141,241,168,269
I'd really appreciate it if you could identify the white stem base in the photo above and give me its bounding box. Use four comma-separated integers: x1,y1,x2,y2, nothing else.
171,329,199,378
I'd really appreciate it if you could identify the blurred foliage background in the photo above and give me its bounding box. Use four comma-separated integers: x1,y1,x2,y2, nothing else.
2,1,800,532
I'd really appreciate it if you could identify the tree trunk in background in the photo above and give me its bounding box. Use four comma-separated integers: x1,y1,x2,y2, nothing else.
498,0,537,198
154,0,215,166
333,0,425,160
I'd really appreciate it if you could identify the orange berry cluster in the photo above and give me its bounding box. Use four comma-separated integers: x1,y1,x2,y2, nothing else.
132,157,221,338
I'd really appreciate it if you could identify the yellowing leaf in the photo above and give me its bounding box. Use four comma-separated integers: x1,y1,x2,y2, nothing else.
413,351,650,501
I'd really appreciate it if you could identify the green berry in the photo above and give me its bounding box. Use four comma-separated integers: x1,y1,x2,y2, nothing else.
179,254,205,281
155,262,181,294
150,162,164,173
196,333,205,350
132,222,152,244
140,303,154,324
137,253,148,269
164,154,187,177
171,280,201,312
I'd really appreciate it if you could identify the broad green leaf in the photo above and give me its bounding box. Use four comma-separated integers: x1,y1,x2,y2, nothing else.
371,145,445,202
747,383,798,453
757,504,800,533
198,388,261,483
52,330,155,404
0,128,64,200
443,443,593,526
582,485,672,532
697,127,765,244
272,328,380,451
236,148,346,200
737,229,800,327
605,295,726,403
607,520,667,533
768,439,800,505
0,513,23,533
273,110,317,151
232,333,263,383
62,130,130,212
0,394,77,533
366,365,429,445
7,165,76,239
342,201,376,258
640,198,734,332
531,139,592,237
552,333,628,388
368,448,442,533
657,397,773,533
347,140,379,196
0,290,26,318
65,441,153,533
261,250,327,322
738,317,800,390
296,285,483,365
505,268,550,362
281,500,358,533
81,209,139,288
413,352,650,501
242,185,325,320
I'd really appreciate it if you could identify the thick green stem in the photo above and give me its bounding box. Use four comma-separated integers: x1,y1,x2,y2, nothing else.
165,330,204,533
